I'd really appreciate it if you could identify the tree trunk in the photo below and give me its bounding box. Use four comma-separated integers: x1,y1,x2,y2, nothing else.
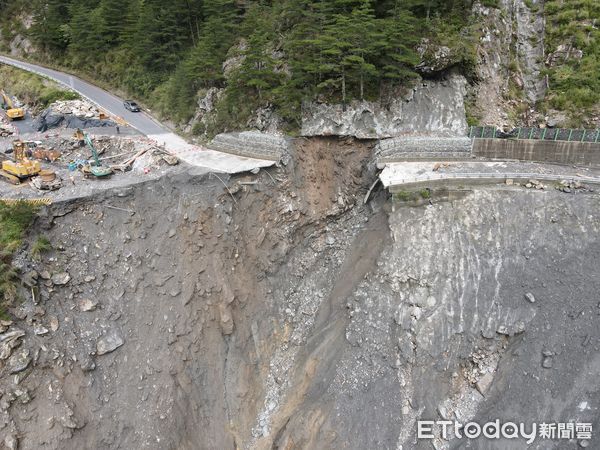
360,72,364,100
342,70,346,111
185,0,196,45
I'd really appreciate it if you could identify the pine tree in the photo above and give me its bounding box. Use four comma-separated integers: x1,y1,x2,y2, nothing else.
68,0,102,56
30,0,71,53
182,0,240,88
345,1,379,99
11,0,487,130
98,0,127,48
128,0,189,75
312,0,380,103
376,1,421,84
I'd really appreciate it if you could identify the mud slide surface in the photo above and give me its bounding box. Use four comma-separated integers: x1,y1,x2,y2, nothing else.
1,138,599,449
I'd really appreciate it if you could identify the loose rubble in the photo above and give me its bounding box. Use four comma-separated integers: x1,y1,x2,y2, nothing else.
0,135,597,449
51,100,99,117
96,330,124,355
557,179,586,193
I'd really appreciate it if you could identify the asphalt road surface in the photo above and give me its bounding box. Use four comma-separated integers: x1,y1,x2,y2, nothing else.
0,55,275,173
0,55,165,135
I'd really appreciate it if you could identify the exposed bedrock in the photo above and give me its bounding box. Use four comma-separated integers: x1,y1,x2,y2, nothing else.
301,73,468,139
263,189,600,450
3,143,599,449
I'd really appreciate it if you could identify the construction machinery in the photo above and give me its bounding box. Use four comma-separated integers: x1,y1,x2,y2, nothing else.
27,141,61,162
31,169,62,191
0,90,25,120
81,132,112,178
1,140,42,184
10,140,61,162
73,128,85,145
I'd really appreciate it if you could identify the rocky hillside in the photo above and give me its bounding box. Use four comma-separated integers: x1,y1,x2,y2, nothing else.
468,0,599,130
0,0,597,136
1,139,599,449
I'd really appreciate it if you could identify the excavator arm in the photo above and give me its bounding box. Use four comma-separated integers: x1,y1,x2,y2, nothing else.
0,90,25,120
83,133,102,166
81,132,112,178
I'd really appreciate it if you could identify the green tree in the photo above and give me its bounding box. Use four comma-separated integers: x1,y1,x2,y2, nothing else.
10,0,504,131
313,0,379,103
345,1,380,99
376,1,421,84
68,0,102,57
231,4,282,101
98,0,127,48
30,0,71,52
151,0,240,121
183,0,239,88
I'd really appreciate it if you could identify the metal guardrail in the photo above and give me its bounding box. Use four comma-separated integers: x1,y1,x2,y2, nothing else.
0,56,127,128
384,172,600,188
0,198,52,206
469,126,600,143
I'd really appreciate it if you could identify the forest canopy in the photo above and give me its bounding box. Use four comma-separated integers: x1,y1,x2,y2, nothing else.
0,0,487,132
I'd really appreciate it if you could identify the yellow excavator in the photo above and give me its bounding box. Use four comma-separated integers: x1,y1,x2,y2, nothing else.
1,140,41,184
0,90,25,120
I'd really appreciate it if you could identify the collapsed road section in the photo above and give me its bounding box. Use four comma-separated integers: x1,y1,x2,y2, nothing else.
0,136,598,449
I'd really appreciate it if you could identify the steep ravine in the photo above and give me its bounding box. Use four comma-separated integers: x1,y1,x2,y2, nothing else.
1,141,599,449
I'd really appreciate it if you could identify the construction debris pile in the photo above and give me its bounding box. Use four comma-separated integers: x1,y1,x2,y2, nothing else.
56,135,177,173
34,99,116,132
57,134,136,163
0,123,14,138
51,100,99,117
1,132,178,195
0,113,16,137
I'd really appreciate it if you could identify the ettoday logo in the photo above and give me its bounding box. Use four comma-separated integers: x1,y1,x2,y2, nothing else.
417,420,593,444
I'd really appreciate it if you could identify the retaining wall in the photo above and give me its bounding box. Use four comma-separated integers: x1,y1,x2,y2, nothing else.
472,139,600,167
375,137,473,166
207,131,289,162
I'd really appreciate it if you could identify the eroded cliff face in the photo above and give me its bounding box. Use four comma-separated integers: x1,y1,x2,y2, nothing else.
301,0,549,137
261,188,600,450
301,73,468,139
471,0,547,128
512,0,546,105
2,139,599,449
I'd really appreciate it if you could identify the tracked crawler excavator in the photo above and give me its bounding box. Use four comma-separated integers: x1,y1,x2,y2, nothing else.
0,90,25,120
80,132,113,178
1,140,61,189
1,140,41,184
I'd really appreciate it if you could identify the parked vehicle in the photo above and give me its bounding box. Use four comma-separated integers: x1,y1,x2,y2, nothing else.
123,100,140,112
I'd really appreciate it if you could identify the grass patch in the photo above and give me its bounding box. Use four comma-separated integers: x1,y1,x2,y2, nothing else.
0,200,39,313
31,235,52,261
542,0,600,126
0,200,37,252
394,189,433,202
395,190,413,201
0,65,80,112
